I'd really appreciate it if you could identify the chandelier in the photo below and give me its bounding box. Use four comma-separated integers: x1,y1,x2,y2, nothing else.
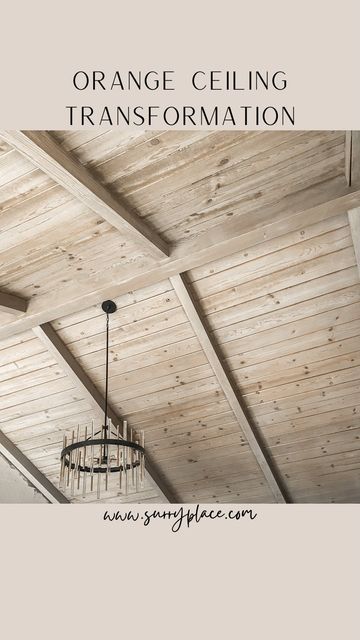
59,300,145,499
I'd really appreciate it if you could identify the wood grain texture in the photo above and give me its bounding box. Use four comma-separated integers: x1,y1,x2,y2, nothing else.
0,130,359,504
0,174,359,343
170,273,287,503
0,130,169,257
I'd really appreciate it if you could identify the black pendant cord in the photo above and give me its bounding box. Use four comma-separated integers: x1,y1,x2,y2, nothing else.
99,300,117,466
104,311,110,437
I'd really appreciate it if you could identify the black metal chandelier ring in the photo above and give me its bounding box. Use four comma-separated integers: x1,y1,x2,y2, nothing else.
61,438,145,459
61,438,145,474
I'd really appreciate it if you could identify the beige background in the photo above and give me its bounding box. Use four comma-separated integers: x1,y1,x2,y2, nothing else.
0,2,359,637
0,504,358,638
0,0,359,129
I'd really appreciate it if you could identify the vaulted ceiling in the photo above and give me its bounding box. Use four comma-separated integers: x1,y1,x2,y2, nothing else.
0,129,359,503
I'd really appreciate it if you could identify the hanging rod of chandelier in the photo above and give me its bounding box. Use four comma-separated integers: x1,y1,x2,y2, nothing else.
59,300,145,499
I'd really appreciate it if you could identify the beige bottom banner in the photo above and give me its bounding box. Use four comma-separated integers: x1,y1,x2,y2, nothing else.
0,503,358,638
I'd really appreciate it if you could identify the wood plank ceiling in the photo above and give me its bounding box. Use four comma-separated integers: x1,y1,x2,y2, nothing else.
0,129,359,504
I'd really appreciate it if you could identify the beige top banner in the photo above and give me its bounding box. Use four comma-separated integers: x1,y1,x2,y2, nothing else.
0,0,359,129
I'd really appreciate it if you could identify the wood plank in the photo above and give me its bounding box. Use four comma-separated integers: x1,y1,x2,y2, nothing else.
270,427,360,464
151,137,345,241
230,335,360,387
1,177,360,342
265,413,360,449
32,323,176,503
0,351,56,385
0,291,27,316
125,393,229,430
0,138,12,156
219,301,360,357
247,363,360,408
0,166,52,213
252,378,360,419
8,406,98,442
0,149,35,187
119,132,340,223
53,279,173,330
170,273,287,503
56,288,180,344
256,390,360,428
0,337,47,367
58,305,188,357
0,130,169,258
158,450,268,485
188,213,349,282
0,363,65,397
276,449,360,477
104,131,262,200
73,130,212,183
3,398,94,436
259,404,360,440
0,376,75,412
348,208,360,279
210,268,359,338
215,279,360,345
225,318,360,372
115,376,220,415
201,246,355,319
109,363,213,403
196,225,352,303
0,429,69,503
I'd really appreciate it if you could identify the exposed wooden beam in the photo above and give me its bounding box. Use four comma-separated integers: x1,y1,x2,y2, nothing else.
0,130,169,258
345,132,360,187
1,176,360,342
348,208,360,279
0,430,69,503
32,323,176,503
170,273,288,503
0,291,27,316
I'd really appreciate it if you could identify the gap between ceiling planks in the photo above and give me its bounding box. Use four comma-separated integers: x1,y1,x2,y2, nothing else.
170,273,288,504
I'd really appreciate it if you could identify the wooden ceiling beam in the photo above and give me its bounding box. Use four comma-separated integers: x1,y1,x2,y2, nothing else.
33,323,176,503
0,430,69,503
0,291,27,316
345,132,360,187
0,176,360,342
170,273,288,503
0,130,169,258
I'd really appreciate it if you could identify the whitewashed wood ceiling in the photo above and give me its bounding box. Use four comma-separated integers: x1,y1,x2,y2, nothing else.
0,129,359,503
